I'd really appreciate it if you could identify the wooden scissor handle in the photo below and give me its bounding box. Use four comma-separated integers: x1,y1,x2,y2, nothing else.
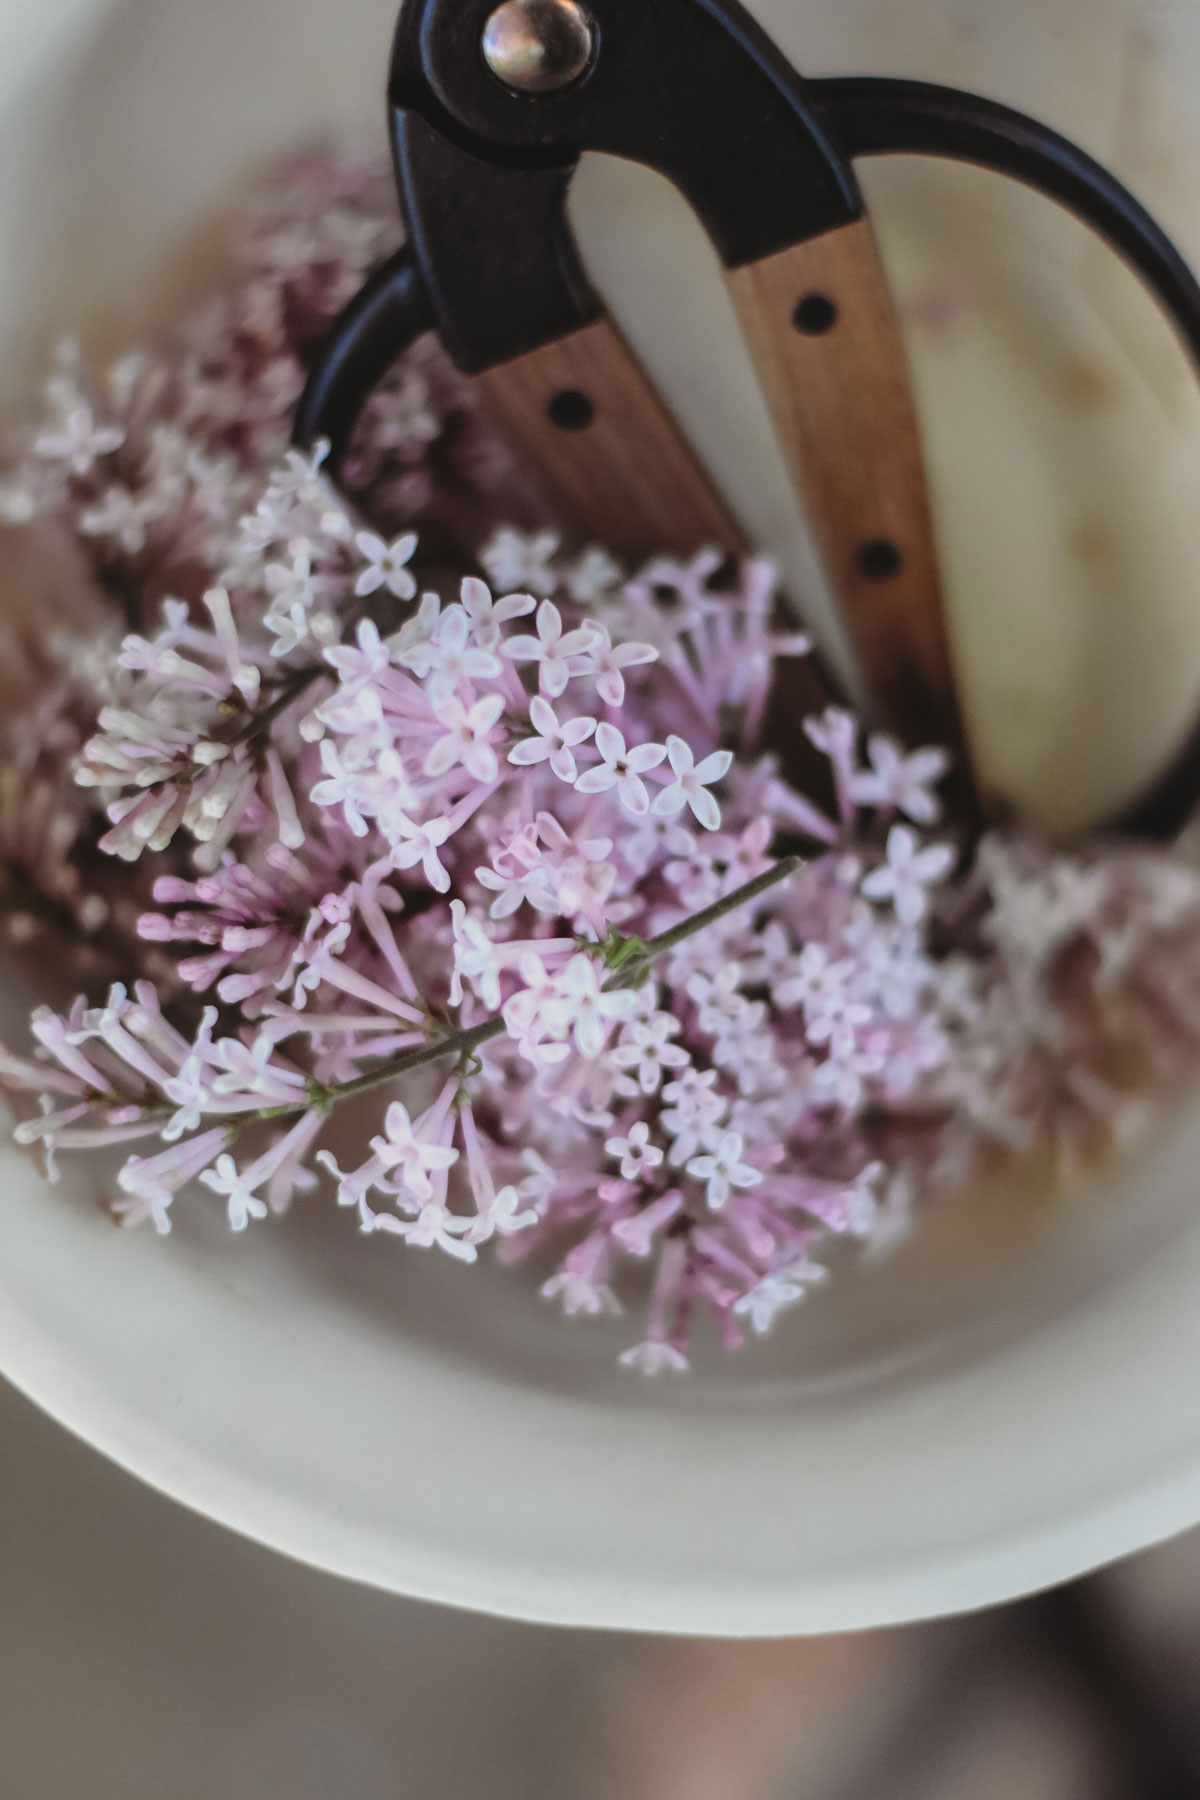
475,316,743,565
476,315,845,797
727,218,964,764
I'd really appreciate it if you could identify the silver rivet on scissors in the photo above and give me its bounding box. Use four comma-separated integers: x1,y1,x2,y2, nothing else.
482,0,596,95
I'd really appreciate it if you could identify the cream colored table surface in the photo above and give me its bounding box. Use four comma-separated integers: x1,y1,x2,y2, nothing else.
10,1369,1200,1800
1,1376,894,1800
0,1376,631,1800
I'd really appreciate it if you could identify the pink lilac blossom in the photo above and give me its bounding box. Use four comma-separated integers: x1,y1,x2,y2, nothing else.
2,156,1200,1372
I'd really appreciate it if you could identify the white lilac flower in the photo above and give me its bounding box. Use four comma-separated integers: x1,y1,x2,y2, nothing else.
81,484,168,554
480,526,561,597
661,1065,726,1126
199,1153,270,1232
611,1013,689,1096
576,623,658,707
604,1120,665,1181
264,548,324,614
686,1130,763,1210
542,1267,621,1317
551,953,638,1058
622,813,688,880
565,547,623,606
503,997,570,1068
264,441,333,511
532,813,617,928
663,834,722,909
849,734,949,824
651,735,733,831
861,825,955,926
503,599,600,699
632,547,725,621
807,1034,888,1112
353,529,418,599
397,604,502,707
310,738,373,836
733,814,779,878
210,1032,308,1100
113,1128,231,1235
370,1100,458,1201
375,1199,477,1262
775,943,871,1044
475,854,558,919
423,693,506,783
465,1184,538,1245
388,814,453,892
449,899,505,1009
388,591,441,660
574,722,666,817
155,1050,214,1139
507,696,596,783
686,965,749,1037
733,1261,827,1334
323,617,390,692
459,575,535,650
34,402,124,475
264,598,314,658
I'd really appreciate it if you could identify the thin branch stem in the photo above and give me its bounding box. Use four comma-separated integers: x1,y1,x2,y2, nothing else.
249,852,805,1123
614,854,805,984
301,1013,506,1112
232,662,324,748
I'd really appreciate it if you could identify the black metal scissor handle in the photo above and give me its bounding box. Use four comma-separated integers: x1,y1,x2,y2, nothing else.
297,0,866,456
812,78,1200,837
814,78,1200,385
299,71,1200,475
296,27,1200,838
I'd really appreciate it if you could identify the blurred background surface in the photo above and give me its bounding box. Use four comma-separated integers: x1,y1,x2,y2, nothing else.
6,1370,1200,1800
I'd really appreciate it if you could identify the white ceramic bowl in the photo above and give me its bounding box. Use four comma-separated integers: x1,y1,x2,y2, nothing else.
6,0,1200,1634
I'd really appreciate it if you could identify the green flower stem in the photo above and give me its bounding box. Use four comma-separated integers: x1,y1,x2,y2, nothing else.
244,852,806,1125
610,853,806,986
232,662,325,748
305,1013,507,1112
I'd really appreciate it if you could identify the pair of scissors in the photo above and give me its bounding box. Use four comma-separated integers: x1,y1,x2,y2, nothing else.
296,0,1200,835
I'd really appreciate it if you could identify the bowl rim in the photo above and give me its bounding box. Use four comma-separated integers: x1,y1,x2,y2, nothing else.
4,1226,1200,1637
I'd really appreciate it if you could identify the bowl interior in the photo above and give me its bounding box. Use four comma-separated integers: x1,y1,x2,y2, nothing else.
4,0,1200,1633
5,912,1200,1637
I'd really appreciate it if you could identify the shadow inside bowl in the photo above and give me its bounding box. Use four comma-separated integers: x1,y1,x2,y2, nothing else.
242,1104,1197,1411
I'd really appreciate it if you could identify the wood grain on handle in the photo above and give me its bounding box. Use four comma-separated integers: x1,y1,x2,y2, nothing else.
726,218,968,769
477,312,846,798
475,316,743,565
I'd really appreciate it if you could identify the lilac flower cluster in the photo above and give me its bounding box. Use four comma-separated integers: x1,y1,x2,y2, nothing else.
0,152,538,965
0,153,529,579
3,155,1200,1371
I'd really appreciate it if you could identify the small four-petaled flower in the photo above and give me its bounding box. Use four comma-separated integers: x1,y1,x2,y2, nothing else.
651,735,733,830
861,824,954,925
354,529,418,600
574,722,666,816
686,1130,763,1210
604,1119,665,1181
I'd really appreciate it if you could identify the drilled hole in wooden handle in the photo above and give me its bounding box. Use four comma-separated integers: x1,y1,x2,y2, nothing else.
856,537,904,581
475,318,743,562
547,388,595,430
792,292,839,335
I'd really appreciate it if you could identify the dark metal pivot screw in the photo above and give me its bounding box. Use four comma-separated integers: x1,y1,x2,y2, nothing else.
481,0,596,94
